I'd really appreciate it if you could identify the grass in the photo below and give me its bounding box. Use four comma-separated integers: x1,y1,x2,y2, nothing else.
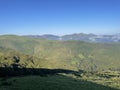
80,71,120,89
0,74,119,90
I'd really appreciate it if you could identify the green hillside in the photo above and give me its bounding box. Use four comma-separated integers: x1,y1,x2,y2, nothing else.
1,75,119,90
0,35,120,90
0,35,120,71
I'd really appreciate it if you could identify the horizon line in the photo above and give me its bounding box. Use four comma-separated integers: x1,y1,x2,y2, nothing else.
0,32,120,36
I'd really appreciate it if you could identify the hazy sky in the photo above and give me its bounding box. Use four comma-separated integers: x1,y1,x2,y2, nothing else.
0,0,120,35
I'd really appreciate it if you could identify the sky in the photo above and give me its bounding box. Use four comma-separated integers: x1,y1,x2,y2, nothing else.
0,0,120,35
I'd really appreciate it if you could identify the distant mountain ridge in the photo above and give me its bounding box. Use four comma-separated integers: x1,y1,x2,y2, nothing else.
24,33,120,42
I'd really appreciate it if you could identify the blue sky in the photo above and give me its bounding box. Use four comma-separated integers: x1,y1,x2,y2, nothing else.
0,0,120,35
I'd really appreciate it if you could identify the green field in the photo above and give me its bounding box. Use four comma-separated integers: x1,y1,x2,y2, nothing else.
0,72,120,90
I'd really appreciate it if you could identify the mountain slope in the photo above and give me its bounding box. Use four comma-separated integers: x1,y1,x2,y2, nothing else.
0,35,120,71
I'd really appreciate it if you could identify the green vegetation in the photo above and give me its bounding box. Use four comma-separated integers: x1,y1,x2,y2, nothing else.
0,74,119,90
0,35,120,71
0,35,120,90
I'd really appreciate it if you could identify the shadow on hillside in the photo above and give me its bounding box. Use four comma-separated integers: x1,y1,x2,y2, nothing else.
0,67,119,90
0,67,79,77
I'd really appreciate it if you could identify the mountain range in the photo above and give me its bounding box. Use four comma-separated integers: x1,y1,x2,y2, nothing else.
0,35,120,72
24,33,120,43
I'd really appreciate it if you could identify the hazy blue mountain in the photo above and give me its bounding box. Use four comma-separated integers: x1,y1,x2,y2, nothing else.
24,33,120,43
24,34,60,40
